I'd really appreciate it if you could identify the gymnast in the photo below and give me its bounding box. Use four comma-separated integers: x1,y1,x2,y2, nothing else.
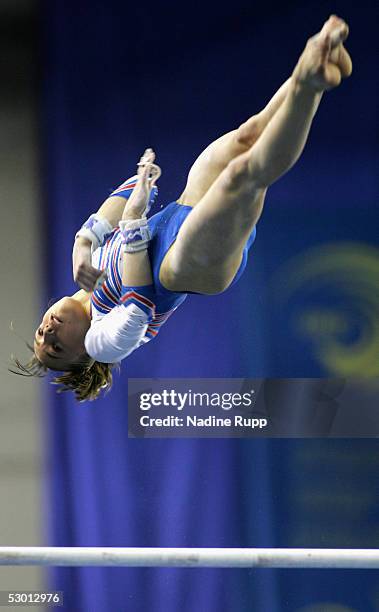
12,15,352,400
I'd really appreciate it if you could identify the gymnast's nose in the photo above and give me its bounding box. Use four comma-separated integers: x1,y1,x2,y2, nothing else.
43,316,57,337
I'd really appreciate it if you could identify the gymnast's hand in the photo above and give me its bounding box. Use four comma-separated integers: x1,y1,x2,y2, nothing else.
123,148,161,220
72,237,106,293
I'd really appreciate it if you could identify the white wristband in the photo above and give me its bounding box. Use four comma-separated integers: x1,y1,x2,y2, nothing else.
75,214,113,251
119,218,151,253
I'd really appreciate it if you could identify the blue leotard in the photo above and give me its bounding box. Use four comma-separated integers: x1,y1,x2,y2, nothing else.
90,201,256,345
147,200,256,296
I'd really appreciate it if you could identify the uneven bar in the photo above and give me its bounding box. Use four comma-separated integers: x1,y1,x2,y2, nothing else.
0,548,378,568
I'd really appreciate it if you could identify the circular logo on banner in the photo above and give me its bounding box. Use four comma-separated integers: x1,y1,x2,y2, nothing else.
274,242,379,376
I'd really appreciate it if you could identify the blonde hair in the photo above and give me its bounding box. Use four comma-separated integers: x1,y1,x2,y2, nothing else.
9,350,118,402
52,361,116,401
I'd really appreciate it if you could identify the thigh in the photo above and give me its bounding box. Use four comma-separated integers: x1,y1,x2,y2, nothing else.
160,240,245,295
161,156,266,294
178,113,270,208
178,130,251,207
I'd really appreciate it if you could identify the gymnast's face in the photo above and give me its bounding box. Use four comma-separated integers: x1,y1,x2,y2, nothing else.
34,297,91,370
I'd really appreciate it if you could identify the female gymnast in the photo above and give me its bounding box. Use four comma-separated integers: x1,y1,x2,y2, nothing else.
11,15,352,400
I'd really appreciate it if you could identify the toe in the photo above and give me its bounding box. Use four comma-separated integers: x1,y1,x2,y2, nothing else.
330,24,349,47
330,43,353,78
321,15,349,44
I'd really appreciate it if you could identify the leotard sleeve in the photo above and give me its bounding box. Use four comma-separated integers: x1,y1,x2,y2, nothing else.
84,285,156,363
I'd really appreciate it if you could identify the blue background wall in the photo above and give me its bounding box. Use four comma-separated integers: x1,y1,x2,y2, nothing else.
42,1,379,610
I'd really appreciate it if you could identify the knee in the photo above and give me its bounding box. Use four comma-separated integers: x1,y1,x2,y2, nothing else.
235,114,263,148
222,153,252,193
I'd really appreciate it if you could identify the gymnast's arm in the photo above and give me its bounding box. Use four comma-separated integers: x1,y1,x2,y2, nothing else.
72,170,157,292
96,194,132,228
72,193,130,292
84,153,159,363
83,248,155,363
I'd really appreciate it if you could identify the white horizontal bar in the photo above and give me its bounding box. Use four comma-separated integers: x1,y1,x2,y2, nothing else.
0,548,378,568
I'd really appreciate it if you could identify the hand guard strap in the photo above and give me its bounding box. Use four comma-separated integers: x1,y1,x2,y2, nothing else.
119,218,151,253
75,214,113,251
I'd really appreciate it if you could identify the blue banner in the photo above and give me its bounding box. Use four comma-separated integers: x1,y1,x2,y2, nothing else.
42,1,379,610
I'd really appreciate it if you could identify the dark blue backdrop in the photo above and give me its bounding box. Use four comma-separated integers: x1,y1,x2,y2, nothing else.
41,1,379,610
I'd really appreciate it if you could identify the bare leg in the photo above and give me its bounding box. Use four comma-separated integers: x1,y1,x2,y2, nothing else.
178,32,352,207
161,15,352,294
177,78,292,206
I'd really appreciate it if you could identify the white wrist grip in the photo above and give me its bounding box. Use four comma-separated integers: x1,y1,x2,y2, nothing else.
119,218,151,253
76,215,113,251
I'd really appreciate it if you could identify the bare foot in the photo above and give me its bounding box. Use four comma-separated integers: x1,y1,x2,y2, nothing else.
293,15,352,92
